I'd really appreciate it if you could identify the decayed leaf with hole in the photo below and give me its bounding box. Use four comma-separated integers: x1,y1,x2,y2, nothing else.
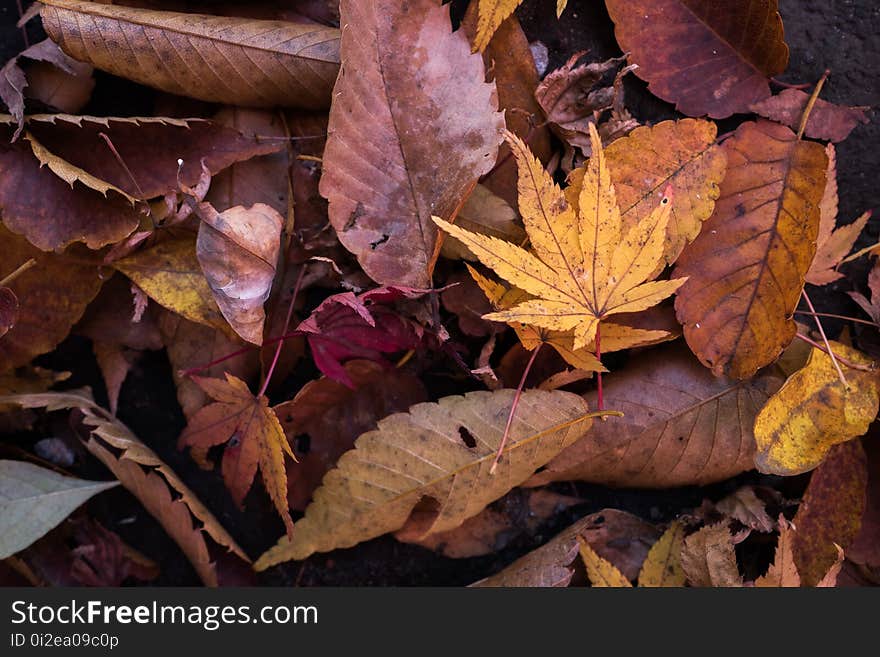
0,460,118,559
680,523,742,587
0,390,249,586
114,236,230,333
396,489,583,559
0,224,102,371
674,120,827,379
471,509,659,587
753,342,878,476
527,343,781,488
751,89,870,143
568,119,727,267
605,0,788,118
807,145,871,286
579,536,632,587
638,522,686,587
440,185,525,262
320,0,504,287
471,0,522,53
195,202,283,345
178,374,295,535
255,388,596,568
158,311,259,421
275,360,428,511
40,0,340,109
791,440,868,586
460,7,552,209
436,126,685,351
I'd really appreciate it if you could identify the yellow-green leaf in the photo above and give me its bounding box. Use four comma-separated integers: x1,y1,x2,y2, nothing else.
637,521,686,587
578,535,632,587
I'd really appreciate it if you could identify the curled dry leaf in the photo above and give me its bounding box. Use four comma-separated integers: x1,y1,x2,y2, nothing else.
320,0,504,287
791,440,868,587
158,311,259,421
714,486,776,533
274,360,428,511
638,522,687,587
178,375,295,535
807,144,871,286
0,460,118,559
114,236,230,334
40,0,340,109
680,523,743,587
439,185,525,262
436,126,685,351
527,343,782,488
195,202,283,345
0,224,102,371
750,89,870,143
753,342,879,476
605,0,788,118
0,390,249,586
396,488,583,559
674,120,827,379
255,388,596,568
471,509,659,587
569,119,728,268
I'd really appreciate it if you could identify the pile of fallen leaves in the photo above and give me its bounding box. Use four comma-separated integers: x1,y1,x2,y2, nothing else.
0,0,877,587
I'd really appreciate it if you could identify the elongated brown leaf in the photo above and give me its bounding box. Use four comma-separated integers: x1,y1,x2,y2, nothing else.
750,89,870,143
319,0,504,287
0,225,102,370
674,120,827,379
471,509,659,587
526,343,782,488
605,0,788,118
40,0,340,109
0,390,249,586
255,389,596,568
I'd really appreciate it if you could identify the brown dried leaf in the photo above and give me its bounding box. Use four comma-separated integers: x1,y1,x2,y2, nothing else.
680,524,743,587
23,61,94,115
40,0,340,109
0,224,102,370
526,343,782,488
0,288,17,339
578,535,632,587
274,360,427,511
440,185,525,262
792,440,868,586
605,0,788,118
195,203,283,345
319,0,504,287
0,390,249,586
755,517,800,587
715,486,776,533
674,120,827,379
750,89,870,143
256,389,596,568
471,509,659,587
396,488,583,559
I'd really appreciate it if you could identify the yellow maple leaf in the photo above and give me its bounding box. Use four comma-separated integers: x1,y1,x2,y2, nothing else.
434,123,686,351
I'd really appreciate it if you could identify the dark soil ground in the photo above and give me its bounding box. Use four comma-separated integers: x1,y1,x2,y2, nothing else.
1,0,878,586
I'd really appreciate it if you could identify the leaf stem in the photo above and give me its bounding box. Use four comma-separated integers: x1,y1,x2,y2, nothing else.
837,228,878,266
258,265,306,398
801,288,848,387
797,69,830,140
795,332,875,373
793,309,878,328
490,343,542,475
0,258,36,287
595,323,604,413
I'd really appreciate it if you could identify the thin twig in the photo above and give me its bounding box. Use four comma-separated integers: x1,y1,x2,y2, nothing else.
0,258,36,287
490,343,542,475
801,288,847,387
797,69,830,140
793,309,878,328
98,133,147,200
795,333,875,373
258,266,306,398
